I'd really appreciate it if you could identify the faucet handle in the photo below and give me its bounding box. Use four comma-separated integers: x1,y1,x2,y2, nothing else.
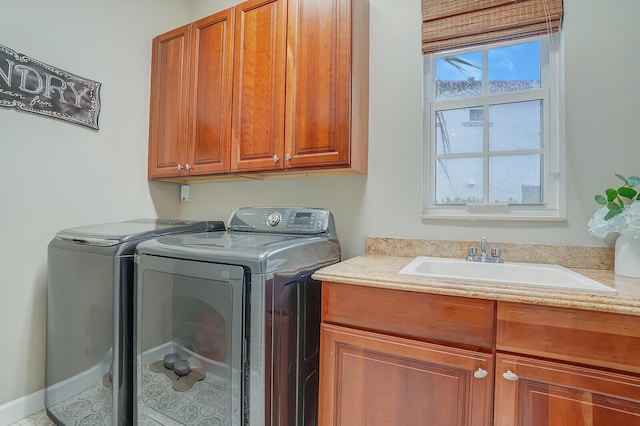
491,247,501,258
469,246,477,256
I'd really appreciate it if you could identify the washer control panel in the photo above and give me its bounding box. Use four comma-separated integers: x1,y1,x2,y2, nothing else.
228,207,331,234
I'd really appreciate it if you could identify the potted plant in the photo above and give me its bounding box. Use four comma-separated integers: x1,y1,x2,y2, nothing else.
588,174,640,278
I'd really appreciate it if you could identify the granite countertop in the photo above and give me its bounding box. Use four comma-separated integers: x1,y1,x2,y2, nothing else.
312,237,640,316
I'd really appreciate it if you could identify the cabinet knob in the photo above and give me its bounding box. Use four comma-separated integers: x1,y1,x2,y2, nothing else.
285,153,291,161
177,164,183,171
185,163,192,171
502,370,519,381
273,155,280,163
473,368,488,379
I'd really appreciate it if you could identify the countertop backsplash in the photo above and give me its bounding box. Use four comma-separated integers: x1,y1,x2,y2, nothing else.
365,237,614,270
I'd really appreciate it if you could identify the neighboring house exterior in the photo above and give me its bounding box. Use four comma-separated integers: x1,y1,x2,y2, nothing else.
433,79,543,205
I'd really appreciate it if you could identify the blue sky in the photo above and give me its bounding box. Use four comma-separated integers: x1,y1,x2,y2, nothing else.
436,41,541,81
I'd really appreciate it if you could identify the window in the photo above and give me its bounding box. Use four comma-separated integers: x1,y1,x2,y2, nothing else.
423,36,564,220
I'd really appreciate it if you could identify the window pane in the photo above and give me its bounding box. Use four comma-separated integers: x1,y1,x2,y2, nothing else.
435,108,483,155
489,155,543,203
488,41,540,94
489,100,542,152
435,52,482,100
435,157,484,204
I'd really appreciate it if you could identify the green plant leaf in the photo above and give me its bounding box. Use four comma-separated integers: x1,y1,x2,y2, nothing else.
605,188,618,202
605,203,623,220
618,187,638,199
615,173,627,183
595,194,607,205
627,176,640,187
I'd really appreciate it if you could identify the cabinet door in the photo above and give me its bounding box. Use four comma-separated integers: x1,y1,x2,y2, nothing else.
231,0,287,172
284,0,368,172
319,324,493,426
148,25,191,179
495,354,640,426
187,9,235,175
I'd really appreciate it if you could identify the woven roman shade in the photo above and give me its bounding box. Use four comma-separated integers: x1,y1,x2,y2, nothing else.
422,0,563,54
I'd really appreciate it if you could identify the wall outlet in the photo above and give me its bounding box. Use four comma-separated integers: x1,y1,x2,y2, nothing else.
180,185,190,202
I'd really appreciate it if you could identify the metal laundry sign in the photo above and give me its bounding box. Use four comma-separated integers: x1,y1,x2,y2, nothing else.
0,43,101,130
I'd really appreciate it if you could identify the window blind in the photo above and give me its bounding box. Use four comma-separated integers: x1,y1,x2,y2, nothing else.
422,0,563,54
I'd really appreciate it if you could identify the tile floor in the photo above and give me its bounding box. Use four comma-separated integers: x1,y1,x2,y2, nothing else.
10,361,232,426
9,409,55,426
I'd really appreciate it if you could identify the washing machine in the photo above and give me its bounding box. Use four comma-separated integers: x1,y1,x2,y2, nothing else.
45,219,225,426
134,207,341,426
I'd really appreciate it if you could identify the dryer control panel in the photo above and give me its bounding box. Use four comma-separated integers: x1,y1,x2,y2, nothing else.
228,207,332,234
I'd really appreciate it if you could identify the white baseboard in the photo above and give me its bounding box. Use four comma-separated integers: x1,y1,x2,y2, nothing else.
45,359,109,406
0,389,45,425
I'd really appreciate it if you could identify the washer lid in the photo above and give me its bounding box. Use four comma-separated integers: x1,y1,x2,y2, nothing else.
136,230,341,272
139,231,309,253
55,219,225,246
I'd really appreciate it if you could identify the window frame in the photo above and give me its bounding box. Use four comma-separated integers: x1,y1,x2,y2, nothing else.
422,35,565,221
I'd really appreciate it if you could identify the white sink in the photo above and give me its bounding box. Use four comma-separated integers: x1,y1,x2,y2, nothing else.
399,256,616,294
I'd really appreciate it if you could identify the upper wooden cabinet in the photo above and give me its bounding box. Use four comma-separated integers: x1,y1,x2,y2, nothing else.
148,24,191,179
148,0,369,181
148,9,235,179
231,0,369,174
284,0,369,172
231,0,287,172
188,11,235,176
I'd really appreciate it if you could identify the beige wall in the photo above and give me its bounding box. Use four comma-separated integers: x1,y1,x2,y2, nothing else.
1,0,639,411
0,0,188,407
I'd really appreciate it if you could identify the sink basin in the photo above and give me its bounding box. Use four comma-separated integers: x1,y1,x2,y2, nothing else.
399,256,616,294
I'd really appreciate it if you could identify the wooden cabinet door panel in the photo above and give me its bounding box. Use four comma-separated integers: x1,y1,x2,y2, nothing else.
495,354,640,426
285,0,368,172
231,0,286,172
148,25,191,179
187,9,234,175
319,324,493,426
284,0,350,169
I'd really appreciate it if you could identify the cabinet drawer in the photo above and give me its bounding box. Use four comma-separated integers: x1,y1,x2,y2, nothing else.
322,281,495,350
497,302,640,374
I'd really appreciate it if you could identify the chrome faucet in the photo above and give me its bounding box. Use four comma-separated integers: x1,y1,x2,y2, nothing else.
467,236,503,263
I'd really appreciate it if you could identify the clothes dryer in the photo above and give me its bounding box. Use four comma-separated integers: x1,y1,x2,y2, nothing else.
134,207,340,426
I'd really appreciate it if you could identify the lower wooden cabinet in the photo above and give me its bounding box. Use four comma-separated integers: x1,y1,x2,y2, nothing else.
495,301,640,425
318,282,640,426
494,354,640,426
319,323,494,426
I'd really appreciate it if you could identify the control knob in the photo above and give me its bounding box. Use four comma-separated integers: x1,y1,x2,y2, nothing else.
266,212,281,227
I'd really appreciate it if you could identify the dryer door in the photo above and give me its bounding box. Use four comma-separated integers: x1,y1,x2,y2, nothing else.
135,255,245,426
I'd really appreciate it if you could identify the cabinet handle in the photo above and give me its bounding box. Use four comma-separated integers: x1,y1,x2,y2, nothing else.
273,155,280,163
502,370,519,381
473,368,488,379
177,164,183,171
285,153,291,161
185,163,192,171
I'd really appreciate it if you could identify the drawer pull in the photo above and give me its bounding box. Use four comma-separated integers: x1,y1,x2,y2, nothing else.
473,368,488,379
502,370,519,381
